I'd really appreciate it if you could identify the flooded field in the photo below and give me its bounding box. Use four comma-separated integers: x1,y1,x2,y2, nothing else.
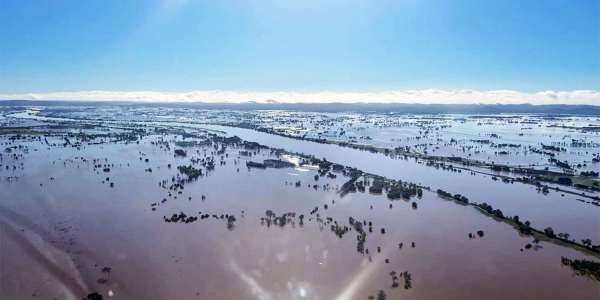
14,106,600,242
35,107,600,172
0,105,599,299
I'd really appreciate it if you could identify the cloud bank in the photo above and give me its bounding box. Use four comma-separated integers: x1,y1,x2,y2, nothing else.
1,89,599,105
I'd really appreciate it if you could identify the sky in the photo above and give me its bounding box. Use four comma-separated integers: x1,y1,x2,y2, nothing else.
0,0,598,104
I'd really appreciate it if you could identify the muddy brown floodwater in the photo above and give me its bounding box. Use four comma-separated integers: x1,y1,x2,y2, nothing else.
0,127,599,299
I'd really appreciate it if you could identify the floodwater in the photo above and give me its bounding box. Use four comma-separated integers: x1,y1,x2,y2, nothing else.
201,124,600,243
260,113,600,172
7,108,600,241
14,107,598,243
0,127,598,300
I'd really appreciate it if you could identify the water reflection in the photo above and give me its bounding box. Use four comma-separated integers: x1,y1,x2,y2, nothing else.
0,111,598,299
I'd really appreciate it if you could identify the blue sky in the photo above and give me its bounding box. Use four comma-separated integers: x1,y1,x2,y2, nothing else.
0,0,598,102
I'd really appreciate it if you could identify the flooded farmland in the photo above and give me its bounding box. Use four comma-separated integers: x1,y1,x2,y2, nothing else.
0,105,599,299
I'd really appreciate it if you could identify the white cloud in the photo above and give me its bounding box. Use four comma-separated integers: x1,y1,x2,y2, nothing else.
0,89,599,105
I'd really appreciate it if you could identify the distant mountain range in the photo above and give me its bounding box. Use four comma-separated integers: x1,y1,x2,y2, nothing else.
1,100,600,115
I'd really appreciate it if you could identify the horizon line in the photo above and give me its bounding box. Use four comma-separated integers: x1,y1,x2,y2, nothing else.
0,89,599,105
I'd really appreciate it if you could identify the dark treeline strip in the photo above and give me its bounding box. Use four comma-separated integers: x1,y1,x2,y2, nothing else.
2,100,600,115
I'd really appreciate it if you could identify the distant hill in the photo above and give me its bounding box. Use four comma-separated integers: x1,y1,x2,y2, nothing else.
1,100,600,115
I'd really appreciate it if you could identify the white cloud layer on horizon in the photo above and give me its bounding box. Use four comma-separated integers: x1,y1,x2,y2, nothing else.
0,89,599,105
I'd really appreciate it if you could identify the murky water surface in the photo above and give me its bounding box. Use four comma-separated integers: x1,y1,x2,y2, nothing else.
0,106,598,299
